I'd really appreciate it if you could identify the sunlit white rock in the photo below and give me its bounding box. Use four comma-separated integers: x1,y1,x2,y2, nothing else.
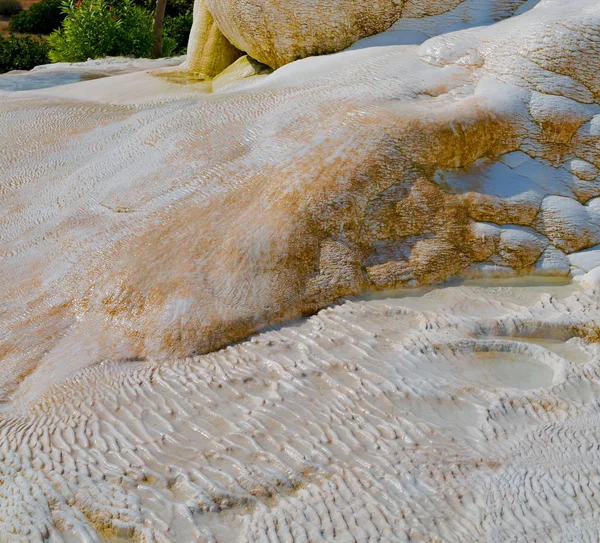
0,0,600,541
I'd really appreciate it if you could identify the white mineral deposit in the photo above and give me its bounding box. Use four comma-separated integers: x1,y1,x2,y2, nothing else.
1,0,600,540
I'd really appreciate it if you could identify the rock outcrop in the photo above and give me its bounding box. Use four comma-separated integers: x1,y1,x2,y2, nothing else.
185,0,539,74
1,0,599,396
1,0,600,540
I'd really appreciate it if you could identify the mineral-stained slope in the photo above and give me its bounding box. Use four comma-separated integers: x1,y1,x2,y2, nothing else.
1,0,600,540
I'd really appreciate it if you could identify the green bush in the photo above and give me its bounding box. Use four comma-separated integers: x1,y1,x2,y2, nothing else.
48,0,153,62
0,33,49,73
8,0,65,34
0,0,22,17
163,0,191,17
137,0,191,18
163,11,192,55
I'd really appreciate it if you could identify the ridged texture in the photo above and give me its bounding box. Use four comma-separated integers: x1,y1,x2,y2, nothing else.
1,0,600,540
1,0,599,395
2,280,600,541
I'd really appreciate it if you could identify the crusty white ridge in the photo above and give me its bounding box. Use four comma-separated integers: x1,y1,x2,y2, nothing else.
1,0,600,540
3,280,600,541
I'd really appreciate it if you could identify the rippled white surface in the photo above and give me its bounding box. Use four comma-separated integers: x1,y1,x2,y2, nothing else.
1,0,600,540
3,278,600,541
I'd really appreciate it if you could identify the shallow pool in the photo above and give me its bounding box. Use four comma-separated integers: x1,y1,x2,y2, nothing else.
0,71,100,92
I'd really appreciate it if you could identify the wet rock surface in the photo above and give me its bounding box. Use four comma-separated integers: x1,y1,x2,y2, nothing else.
2,0,600,540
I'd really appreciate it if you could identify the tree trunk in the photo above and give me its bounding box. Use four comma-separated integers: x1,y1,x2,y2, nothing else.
152,0,168,59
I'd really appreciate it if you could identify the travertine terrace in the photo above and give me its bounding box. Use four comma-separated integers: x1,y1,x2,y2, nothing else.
1,0,600,540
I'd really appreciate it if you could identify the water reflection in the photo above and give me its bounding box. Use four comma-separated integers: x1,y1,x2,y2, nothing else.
0,71,102,92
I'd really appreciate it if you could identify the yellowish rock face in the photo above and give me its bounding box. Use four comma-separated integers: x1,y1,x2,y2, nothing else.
192,0,533,70
204,0,406,68
184,0,243,77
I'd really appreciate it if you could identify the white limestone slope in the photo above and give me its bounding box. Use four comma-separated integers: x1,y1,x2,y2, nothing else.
352,0,542,48
3,279,600,542
1,0,600,540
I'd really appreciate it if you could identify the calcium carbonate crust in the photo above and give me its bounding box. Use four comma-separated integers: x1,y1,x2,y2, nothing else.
0,0,600,540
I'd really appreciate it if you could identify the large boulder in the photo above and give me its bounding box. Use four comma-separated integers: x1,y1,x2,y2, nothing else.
185,0,538,74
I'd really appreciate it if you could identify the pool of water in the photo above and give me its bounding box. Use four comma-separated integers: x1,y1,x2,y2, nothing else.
469,349,555,390
0,71,101,92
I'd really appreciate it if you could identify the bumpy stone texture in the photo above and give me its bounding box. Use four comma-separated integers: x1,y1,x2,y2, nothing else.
3,280,600,541
185,0,539,74
184,0,243,78
0,0,599,394
1,0,600,540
